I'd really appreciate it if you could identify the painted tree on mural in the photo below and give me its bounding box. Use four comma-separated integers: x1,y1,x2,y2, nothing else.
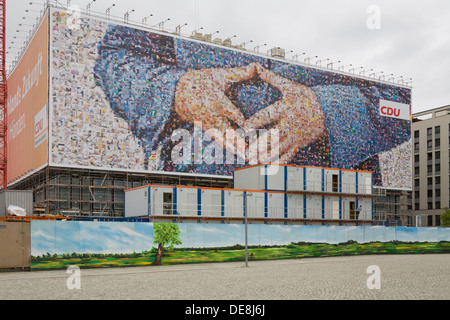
152,223,182,265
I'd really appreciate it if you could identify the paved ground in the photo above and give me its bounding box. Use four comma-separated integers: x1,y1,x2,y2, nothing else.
0,254,449,300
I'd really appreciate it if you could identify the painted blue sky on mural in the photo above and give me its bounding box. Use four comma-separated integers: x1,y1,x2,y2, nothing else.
31,221,449,257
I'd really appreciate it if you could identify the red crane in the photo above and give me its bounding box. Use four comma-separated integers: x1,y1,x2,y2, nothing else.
0,0,6,190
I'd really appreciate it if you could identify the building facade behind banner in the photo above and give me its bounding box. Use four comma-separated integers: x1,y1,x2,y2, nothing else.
7,6,412,221
412,105,450,227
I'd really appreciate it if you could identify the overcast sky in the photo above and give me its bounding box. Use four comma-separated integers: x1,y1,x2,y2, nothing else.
6,0,450,113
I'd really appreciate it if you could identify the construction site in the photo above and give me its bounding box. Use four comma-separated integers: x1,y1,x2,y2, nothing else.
1,2,413,226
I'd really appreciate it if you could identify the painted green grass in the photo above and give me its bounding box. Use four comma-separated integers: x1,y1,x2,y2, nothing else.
31,241,450,270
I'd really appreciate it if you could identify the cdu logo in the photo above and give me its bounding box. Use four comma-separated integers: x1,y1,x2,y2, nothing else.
379,100,411,121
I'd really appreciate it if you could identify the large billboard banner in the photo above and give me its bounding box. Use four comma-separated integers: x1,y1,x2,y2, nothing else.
50,10,411,189
7,12,49,185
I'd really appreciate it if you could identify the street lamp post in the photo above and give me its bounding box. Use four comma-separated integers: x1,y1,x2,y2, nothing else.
243,191,248,268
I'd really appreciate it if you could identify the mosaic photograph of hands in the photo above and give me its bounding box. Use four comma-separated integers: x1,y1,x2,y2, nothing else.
50,12,411,188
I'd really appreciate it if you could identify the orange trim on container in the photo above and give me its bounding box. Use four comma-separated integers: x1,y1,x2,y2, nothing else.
124,185,150,192
233,163,372,174
125,184,286,194
0,215,73,222
124,184,373,197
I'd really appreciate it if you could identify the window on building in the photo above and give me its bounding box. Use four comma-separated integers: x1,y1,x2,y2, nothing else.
435,151,440,160
427,177,432,186
435,176,441,186
427,215,433,226
435,138,440,149
427,152,432,161
427,140,432,149
428,202,433,209
427,165,432,175
414,154,420,163
414,142,419,152
427,190,433,198
435,126,440,134
427,128,432,136
435,163,440,174
435,202,441,209
414,130,419,138
435,215,441,226
332,174,339,192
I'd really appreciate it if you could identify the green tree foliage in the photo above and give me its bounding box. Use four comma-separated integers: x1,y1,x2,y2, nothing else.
441,207,450,227
152,223,182,265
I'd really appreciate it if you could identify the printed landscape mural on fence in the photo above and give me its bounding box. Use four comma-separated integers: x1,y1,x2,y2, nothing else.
31,221,450,269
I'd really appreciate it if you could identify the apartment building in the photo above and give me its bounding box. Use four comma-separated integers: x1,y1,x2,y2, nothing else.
412,105,450,226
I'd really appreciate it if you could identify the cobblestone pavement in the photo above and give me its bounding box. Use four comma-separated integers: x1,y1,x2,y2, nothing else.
0,254,449,300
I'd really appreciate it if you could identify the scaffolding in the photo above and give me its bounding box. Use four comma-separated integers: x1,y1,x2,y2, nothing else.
10,166,233,217
373,188,413,226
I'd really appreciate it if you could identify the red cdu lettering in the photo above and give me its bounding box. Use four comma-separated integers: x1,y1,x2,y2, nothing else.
381,106,400,118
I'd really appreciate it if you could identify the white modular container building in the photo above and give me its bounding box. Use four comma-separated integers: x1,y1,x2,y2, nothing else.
125,165,374,224
234,164,373,195
233,164,374,222
125,185,284,221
